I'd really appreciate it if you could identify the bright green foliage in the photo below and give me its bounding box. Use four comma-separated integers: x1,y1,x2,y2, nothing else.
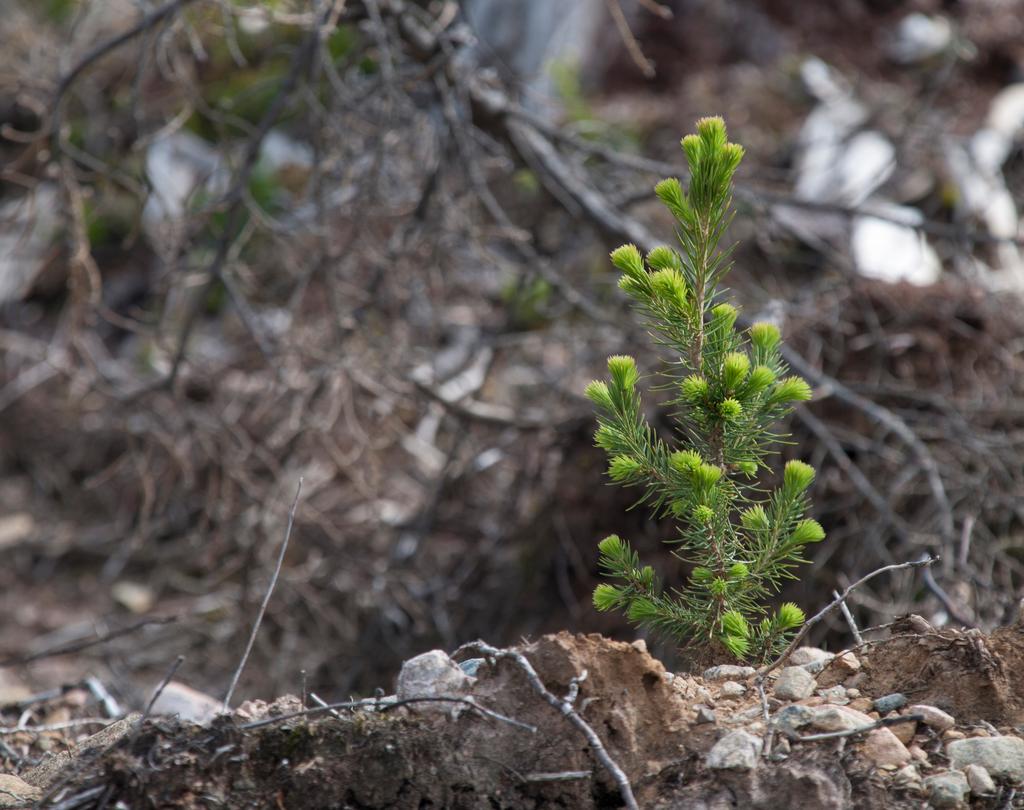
587,118,825,663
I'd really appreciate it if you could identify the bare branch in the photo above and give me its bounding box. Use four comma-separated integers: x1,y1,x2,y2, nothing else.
760,555,938,677
223,478,303,711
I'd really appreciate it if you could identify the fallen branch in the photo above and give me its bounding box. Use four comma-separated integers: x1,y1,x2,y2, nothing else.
455,640,639,810
786,713,924,743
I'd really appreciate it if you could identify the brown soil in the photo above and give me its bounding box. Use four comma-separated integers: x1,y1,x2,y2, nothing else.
859,618,1024,725
11,629,1024,808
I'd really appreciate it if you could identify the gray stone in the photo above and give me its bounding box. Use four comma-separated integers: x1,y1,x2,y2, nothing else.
703,665,756,681
396,649,475,711
719,680,747,699
706,730,763,772
964,763,996,795
695,705,716,724
925,771,970,808
909,704,955,733
873,693,908,714
773,704,816,735
947,736,1024,781
774,666,817,701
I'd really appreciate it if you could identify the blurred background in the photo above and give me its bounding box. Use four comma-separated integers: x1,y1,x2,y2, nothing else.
1,0,1023,708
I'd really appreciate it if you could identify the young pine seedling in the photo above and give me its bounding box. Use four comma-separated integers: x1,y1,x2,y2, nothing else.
586,117,825,664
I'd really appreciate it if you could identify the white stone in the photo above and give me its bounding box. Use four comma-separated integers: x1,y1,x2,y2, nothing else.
396,649,475,711
964,763,996,795
706,730,763,772
888,13,953,64
988,83,1024,144
703,665,755,681
851,206,941,287
809,705,873,733
946,736,1024,781
788,647,833,667
773,666,816,701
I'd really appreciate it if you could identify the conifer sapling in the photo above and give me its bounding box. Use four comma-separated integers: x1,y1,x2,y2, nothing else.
586,117,825,663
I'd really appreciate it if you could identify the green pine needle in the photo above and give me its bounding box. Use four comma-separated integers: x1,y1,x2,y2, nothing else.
586,118,825,664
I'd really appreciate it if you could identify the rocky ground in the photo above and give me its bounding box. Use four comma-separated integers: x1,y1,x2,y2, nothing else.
4,624,1024,808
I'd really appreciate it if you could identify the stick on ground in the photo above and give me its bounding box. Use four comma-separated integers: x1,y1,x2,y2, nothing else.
223,478,303,711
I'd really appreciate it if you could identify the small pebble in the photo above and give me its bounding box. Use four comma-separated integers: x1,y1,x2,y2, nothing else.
964,763,996,795
910,704,955,733
774,666,817,701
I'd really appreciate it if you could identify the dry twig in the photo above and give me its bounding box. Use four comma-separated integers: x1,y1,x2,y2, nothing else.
760,555,938,678
223,479,303,711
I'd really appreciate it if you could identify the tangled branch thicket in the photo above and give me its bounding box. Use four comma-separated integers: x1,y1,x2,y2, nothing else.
1,0,1023,698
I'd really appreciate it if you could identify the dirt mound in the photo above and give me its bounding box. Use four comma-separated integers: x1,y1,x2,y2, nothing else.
10,629,1024,808
860,618,1024,725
